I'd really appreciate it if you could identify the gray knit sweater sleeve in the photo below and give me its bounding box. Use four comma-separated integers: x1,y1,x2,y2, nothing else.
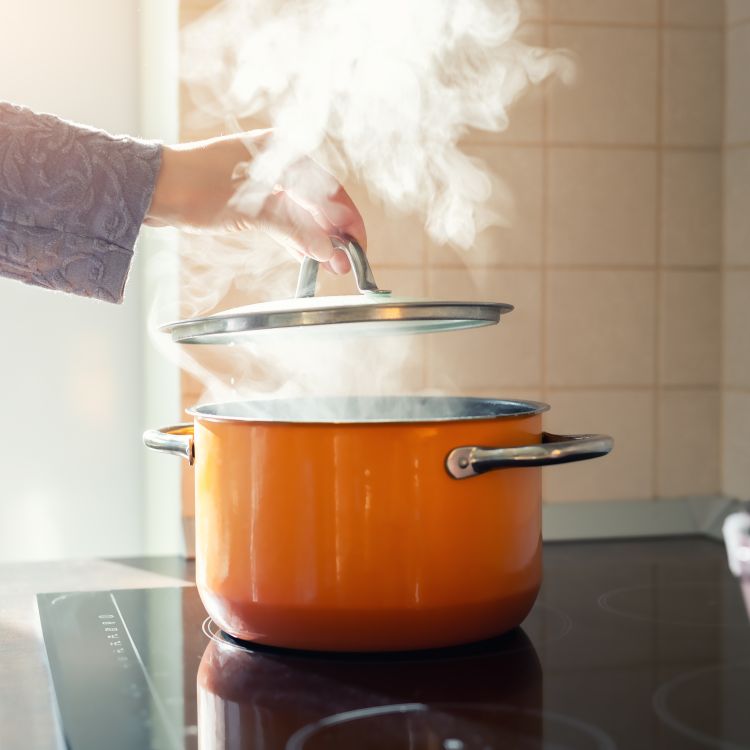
0,102,162,303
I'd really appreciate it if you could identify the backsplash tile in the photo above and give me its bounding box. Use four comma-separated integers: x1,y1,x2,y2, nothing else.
722,271,750,389
726,24,750,144
662,29,724,147
425,269,542,390
724,147,750,266
547,0,658,24
661,151,722,267
547,25,659,144
659,270,721,386
663,0,725,27
727,0,750,24
547,147,657,265
543,389,655,502
722,392,750,499
519,0,548,23
342,183,425,269
722,8,750,503
657,388,720,497
431,146,544,267
546,270,656,386
467,23,546,145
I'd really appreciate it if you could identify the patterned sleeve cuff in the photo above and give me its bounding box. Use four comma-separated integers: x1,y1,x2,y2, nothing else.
0,101,163,302
0,221,136,303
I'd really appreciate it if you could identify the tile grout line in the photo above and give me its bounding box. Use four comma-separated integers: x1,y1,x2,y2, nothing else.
540,0,550,409
451,384,722,396
548,384,719,392
718,5,729,495
652,0,665,500
420,263,723,271
460,140,723,151
546,19,726,31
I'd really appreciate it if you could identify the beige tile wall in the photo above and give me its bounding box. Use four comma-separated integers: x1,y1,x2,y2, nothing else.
177,0,733,510
378,0,726,503
727,0,750,24
469,0,723,503
722,3,750,500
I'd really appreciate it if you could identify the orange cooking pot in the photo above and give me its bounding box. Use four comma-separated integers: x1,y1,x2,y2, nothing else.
144,396,611,651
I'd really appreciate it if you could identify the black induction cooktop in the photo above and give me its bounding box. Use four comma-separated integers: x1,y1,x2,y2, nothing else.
38,538,750,749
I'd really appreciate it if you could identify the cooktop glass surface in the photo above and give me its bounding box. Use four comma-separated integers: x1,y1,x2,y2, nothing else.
38,538,750,750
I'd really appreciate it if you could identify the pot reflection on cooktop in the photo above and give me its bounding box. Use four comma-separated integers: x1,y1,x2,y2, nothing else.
198,622,550,749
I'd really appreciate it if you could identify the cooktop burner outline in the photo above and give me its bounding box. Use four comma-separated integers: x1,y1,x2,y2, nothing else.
597,583,750,628
517,600,574,646
652,662,750,750
285,702,619,750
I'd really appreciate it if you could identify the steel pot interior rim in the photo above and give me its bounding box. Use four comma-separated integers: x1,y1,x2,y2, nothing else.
187,396,551,425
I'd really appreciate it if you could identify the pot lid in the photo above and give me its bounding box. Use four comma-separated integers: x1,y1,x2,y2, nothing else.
161,236,513,345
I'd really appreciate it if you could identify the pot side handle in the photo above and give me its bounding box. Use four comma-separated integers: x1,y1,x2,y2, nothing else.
143,424,195,466
446,432,613,480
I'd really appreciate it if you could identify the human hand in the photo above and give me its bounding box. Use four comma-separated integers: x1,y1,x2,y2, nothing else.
145,131,366,274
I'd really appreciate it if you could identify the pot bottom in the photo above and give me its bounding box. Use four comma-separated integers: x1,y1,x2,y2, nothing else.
199,587,540,652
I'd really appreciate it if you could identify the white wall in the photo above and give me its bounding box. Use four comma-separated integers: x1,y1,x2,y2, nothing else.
138,1,184,557
0,1,148,560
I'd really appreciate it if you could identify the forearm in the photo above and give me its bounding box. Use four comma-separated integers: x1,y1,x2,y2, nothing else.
0,101,162,302
146,139,245,231
145,131,366,275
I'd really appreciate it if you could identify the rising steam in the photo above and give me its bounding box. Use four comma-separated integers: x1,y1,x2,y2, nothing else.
180,0,570,249
154,0,571,412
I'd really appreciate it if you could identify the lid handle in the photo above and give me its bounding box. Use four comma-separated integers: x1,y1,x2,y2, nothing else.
295,236,391,298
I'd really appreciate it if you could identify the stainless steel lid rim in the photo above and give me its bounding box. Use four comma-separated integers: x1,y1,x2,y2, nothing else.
164,301,513,343
165,298,512,325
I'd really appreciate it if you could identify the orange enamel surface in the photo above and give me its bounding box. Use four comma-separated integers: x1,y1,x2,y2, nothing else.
193,413,543,651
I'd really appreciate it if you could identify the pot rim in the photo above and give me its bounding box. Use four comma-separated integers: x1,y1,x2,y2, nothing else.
187,396,550,425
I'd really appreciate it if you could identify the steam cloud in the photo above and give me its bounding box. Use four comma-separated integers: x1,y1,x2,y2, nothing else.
181,0,570,249
154,0,571,412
